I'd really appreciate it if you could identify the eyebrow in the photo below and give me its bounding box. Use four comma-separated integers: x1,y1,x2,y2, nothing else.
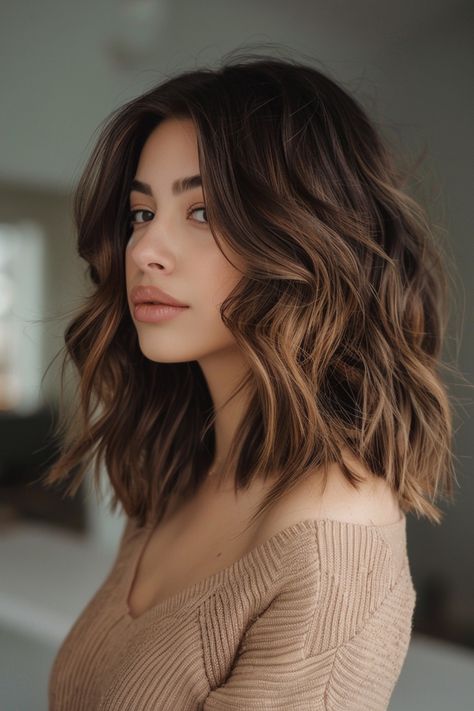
130,174,202,197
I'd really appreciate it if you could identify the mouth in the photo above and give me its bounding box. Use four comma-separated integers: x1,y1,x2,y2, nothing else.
133,301,189,323
130,285,189,308
139,301,188,307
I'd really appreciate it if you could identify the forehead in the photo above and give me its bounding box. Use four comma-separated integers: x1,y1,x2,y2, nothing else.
131,118,201,194
139,117,198,163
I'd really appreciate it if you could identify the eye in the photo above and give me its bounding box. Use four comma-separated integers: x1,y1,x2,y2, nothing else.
188,206,208,224
127,205,209,227
128,208,154,225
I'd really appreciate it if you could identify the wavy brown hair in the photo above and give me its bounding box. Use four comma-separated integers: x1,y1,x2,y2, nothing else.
42,49,463,531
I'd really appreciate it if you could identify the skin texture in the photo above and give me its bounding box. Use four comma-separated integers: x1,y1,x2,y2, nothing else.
125,117,251,487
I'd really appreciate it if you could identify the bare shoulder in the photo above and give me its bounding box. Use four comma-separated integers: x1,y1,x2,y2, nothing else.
254,449,402,544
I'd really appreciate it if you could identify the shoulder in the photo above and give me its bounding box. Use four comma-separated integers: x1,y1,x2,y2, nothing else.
254,449,402,547
310,449,403,525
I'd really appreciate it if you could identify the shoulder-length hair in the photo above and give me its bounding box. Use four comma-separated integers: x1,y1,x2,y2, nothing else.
42,51,461,531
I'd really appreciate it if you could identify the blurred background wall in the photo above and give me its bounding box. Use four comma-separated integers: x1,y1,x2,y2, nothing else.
0,1,472,709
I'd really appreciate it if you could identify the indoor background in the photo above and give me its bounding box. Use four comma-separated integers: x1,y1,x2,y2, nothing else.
0,1,473,709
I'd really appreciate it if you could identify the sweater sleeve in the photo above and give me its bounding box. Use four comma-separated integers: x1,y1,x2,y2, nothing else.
202,522,416,711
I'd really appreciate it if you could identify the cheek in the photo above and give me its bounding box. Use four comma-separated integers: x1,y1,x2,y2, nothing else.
208,259,243,309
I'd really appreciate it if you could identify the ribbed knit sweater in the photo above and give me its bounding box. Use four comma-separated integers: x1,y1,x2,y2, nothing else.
48,513,416,710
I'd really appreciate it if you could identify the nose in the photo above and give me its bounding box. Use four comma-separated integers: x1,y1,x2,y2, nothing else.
126,221,174,272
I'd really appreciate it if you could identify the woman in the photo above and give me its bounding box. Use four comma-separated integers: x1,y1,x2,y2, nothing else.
46,51,456,710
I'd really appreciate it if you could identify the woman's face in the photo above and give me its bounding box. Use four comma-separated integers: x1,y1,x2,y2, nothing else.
125,117,245,366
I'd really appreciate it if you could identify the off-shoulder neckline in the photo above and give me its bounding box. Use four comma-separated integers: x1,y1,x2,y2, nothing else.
121,514,406,625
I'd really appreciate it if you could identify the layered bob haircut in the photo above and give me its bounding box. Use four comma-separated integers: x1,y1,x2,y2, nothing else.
43,51,460,530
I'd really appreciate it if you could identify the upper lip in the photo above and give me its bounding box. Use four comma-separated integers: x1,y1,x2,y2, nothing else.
130,285,189,307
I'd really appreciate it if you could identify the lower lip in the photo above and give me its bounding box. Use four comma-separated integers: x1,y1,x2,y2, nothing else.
133,303,189,323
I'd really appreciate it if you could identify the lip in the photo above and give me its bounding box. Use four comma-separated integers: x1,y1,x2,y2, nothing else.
130,285,189,308
133,302,188,323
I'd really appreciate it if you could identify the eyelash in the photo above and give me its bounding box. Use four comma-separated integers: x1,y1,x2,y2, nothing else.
127,206,208,226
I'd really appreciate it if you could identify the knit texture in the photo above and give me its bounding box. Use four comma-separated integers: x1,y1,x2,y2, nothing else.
48,513,416,710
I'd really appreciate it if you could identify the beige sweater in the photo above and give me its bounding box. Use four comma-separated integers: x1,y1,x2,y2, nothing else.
48,513,415,710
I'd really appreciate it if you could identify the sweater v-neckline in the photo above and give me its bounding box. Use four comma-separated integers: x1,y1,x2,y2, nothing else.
121,514,406,625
